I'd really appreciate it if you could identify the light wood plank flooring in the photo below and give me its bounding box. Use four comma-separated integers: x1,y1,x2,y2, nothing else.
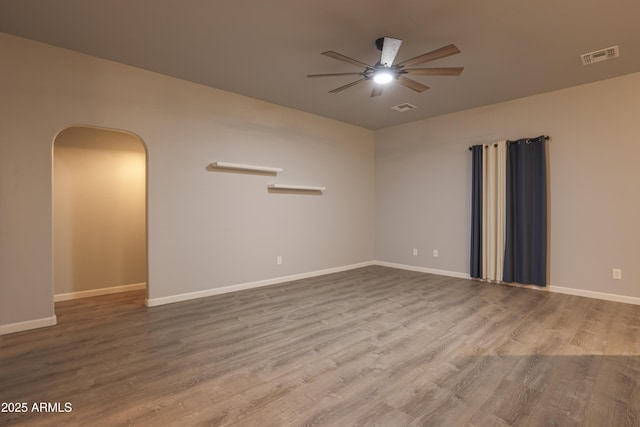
1,266,639,426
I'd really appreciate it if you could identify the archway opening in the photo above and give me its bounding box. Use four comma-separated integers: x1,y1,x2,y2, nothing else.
53,126,147,306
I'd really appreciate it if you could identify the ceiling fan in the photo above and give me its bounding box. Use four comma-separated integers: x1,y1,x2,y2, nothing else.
307,37,464,97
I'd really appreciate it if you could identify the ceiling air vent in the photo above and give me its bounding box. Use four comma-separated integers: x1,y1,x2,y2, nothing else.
391,103,417,112
580,45,619,66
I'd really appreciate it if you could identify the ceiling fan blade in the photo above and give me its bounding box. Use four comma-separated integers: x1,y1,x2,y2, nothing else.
329,78,367,93
380,37,403,67
321,51,373,68
396,44,461,67
307,72,366,78
403,67,464,76
370,85,383,97
398,76,429,93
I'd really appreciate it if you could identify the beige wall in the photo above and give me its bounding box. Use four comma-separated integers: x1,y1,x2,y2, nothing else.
54,127,147,295
2,30,638,332
376,72,640,298
0,33,375,329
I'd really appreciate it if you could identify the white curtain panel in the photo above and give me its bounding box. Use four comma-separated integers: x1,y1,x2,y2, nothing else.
481,141,506,282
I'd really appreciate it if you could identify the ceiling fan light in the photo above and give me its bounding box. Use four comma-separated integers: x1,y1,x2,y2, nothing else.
373,70,393,84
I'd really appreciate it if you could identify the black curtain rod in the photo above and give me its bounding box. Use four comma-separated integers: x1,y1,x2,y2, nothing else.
468,135,550,151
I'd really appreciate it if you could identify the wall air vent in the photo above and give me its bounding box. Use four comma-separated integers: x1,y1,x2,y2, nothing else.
391,103,417,112
580,45,619,66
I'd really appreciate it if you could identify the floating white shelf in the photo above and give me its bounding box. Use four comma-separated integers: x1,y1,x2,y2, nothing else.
268,184,326,192
208,161,283,174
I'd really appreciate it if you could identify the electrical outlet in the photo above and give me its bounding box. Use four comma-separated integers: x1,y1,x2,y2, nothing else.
612,268,622,280
433,249,439,257
413,248,418,256
277,256,282,265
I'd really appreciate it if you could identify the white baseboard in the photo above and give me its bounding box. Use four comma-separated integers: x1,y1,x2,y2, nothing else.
374,260,471,279
0,316,57,336
374,261,640,306
550,285,640,306
5,264,639,336
145,262,376,307
141,259,638,309
55,282,147,302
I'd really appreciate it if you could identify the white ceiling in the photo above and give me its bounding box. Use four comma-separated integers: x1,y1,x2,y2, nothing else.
1,0,639,129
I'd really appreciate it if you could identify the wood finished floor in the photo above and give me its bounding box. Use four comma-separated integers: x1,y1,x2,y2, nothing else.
1,266,639,426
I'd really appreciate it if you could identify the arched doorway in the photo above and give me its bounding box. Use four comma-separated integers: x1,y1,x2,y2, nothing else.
53,126,148,304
